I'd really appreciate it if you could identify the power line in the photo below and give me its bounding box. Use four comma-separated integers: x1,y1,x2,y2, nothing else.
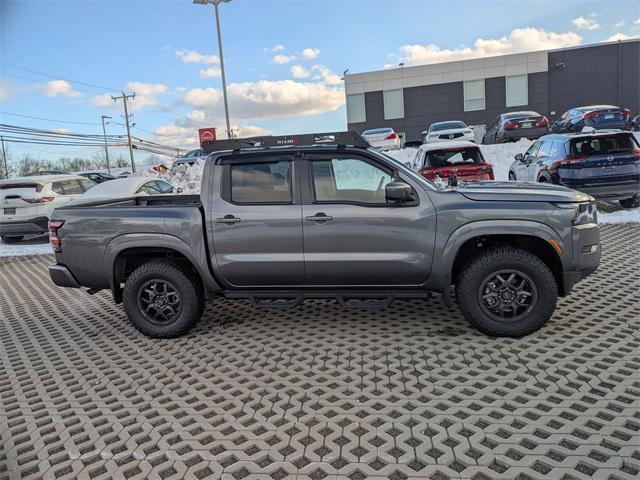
0,61,117,93
0,110,101,126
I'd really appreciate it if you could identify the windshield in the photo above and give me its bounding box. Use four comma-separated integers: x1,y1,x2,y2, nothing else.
425,148,482,167
431,122,466,132
368,149,439,190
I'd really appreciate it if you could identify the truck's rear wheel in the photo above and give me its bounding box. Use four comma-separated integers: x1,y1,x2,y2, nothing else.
122,260,203,338
456,247,557,337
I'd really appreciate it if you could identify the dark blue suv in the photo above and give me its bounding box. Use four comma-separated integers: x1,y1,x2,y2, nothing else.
509,130,640,208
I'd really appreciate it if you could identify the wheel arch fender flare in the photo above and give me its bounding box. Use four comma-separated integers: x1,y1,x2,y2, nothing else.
104,233,221,295
433,220,566,291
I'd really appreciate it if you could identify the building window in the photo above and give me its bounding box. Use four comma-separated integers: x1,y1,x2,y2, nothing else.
346,93,366,123
463,79,485,112
383,89,404,120
506,74,528,107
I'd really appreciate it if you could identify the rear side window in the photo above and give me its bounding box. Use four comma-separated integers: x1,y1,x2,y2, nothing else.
570,134,637,156
53,180,84,195
425,148,482,167
229,161,292,204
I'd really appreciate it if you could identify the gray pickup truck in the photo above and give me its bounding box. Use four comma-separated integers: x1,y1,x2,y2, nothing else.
48,132,601,338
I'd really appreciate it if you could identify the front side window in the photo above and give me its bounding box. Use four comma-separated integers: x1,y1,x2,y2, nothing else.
383,89,404,120
78,178,96,191
464,79,485,112
524,141,541,159
311,157,394,205
230,160,292,204
346,93,366,123
156,181,175,193
537,141,553,158
138,182,162,195
506,74,528,107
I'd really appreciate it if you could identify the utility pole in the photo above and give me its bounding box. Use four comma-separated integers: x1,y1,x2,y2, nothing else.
1,136,7,179
112,91,136,173
214,1,232,139
100,115,112,174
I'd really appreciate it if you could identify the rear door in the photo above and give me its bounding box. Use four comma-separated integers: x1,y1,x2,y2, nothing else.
300,151,435,286
209,153,303,287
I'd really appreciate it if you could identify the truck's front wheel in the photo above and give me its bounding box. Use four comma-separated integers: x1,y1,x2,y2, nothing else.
122,261,204,338
456,247,558,337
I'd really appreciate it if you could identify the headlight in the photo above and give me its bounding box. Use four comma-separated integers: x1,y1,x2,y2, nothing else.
553,201,597,225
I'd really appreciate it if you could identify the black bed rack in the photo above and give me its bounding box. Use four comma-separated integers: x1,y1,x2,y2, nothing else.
202,131,370,153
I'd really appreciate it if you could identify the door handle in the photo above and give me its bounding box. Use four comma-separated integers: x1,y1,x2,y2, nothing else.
305,213,333,222
215,215,241,224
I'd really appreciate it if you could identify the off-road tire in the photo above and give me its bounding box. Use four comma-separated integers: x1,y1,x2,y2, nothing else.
619,196,640,209
1,235,24,243
456,247,558,337
123,260,204,338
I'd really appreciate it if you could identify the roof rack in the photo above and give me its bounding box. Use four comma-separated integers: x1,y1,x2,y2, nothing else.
202,131,370,153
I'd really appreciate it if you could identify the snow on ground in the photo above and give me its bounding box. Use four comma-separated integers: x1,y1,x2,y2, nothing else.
598,208,640,224
0,236,53,257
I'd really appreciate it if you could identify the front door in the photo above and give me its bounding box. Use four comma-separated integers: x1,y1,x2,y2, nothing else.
300,152,435,287
516,141,541,181
209,154,303,287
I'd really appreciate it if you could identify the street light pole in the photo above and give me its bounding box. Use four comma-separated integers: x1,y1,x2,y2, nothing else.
194,0,233,139
101,115,112,174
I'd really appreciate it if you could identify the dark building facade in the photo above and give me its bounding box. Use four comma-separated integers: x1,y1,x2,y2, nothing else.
345,40,640,143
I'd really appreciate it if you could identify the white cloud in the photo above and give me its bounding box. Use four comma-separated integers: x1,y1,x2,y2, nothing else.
0,81,17,102
614,21,626,28
387,28,582,67
606,33,636,41
272,54,296,64
302,48,320,60
311,65,342,85
39,80,82,98
153,120,271,146
634,18,640,26
126,81,168,108
90,93,113,108
291,65,310,79
176,49,220,65
265,44,285,52
199,67,221,78
182,80,344,120
573,16,600,30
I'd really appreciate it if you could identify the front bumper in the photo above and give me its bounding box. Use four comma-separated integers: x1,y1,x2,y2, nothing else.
425,133,475,144
49,264,81,288
562,222,600,295
0,216,49,236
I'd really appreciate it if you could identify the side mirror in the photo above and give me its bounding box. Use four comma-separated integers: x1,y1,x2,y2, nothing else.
515,153,524,162
176,187,184,194
385,181,413,203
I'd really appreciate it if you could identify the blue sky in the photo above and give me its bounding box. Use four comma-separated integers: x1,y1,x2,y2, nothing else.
1,0,639,162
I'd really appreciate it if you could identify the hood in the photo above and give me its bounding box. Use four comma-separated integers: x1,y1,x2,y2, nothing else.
457,181,593,203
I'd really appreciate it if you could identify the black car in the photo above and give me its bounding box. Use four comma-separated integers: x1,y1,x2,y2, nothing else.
482,111,549,144
508,130,640,208
78,172,117,183
550,105,631,133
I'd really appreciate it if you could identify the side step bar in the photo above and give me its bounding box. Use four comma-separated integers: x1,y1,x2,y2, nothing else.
222,290,432,310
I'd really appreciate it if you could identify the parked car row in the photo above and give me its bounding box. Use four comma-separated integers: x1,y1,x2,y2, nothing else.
0,173,179,243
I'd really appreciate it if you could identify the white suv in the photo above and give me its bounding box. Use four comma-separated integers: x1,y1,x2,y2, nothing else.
0,175,95,243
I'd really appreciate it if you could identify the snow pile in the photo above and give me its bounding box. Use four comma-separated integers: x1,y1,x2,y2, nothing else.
479,139,532,180
598,208,640,225
0,237,53,257
385,147,419,167
140,160,206,194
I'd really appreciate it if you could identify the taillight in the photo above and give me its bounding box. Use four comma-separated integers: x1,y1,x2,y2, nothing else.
583,112,599,120
535,117,549,127
552,156,586,170
504,120,519,130
49,220,65,253
23,196,55,204
385,132,397,140
622,108,631,117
